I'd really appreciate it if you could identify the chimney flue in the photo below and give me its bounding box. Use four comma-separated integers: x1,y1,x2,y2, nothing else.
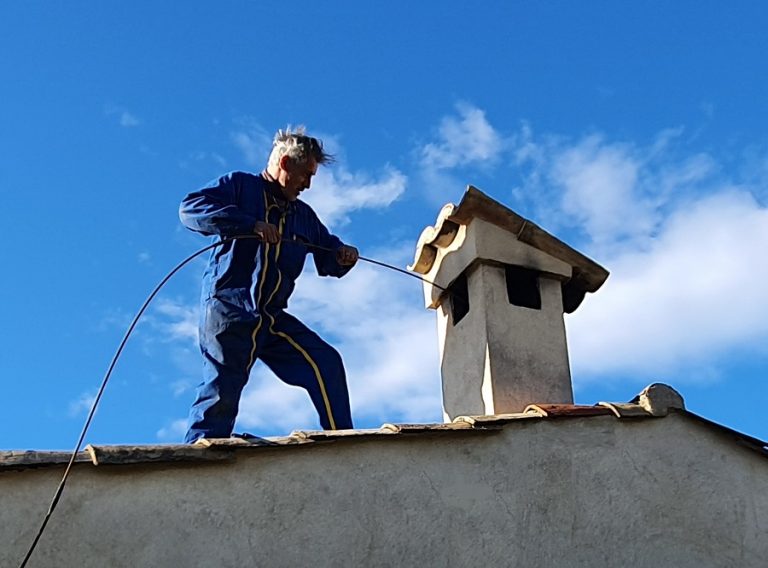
410,186,609,421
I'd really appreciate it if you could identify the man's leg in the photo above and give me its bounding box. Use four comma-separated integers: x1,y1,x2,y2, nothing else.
185,300,257,443
260,311,353,430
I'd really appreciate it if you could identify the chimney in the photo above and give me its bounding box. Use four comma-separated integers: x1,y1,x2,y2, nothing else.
410,186,609,421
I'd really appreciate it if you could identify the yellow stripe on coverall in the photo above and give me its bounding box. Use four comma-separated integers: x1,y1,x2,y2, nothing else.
250,206,338,430
246,195,280,372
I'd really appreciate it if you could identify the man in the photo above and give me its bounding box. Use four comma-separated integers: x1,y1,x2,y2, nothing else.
179,127,359,443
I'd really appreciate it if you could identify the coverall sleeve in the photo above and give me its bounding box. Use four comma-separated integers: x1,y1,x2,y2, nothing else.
179,171,262,236
311,213,353,278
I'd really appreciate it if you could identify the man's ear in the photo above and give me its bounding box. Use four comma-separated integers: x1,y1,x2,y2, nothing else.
279,154,293,171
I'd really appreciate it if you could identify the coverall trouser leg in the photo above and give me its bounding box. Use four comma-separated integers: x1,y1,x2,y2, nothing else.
259,311,353,432
185,299,352,443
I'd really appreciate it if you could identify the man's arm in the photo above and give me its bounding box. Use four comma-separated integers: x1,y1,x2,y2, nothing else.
179,172,263,237
311,212,358,277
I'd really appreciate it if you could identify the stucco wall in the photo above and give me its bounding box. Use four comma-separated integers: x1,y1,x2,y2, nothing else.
3,414,767,567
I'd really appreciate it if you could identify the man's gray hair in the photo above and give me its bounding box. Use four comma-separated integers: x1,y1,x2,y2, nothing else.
268,126,335,167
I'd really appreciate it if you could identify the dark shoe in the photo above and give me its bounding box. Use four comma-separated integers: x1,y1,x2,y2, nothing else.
231,432,278,446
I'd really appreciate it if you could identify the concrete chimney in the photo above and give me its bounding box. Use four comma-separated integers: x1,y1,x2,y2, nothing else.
410,186,609,421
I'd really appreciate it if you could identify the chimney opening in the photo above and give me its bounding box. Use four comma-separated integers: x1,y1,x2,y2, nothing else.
505,265,541,310
448,272,470,325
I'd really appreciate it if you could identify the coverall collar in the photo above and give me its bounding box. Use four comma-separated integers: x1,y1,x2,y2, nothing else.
260,171,295,213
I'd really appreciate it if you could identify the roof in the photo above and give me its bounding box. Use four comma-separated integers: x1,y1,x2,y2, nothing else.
3,384,766,471
409,185,610,312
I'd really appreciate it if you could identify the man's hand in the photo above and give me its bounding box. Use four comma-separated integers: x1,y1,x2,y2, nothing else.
336,245,359,267
254,221,280,244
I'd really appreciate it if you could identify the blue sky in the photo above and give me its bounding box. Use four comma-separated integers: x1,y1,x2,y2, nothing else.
2,2,767,450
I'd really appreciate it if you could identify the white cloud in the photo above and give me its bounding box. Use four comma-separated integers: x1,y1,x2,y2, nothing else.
503,123,768,382
231,120,272,166
170,378,196,398
416,103,504,205
68,390,97,417
303,166,407,227
237,374,318,433
568,189,768,382
510,127,724,257
180,151,229,171
119,112,140,127
551,135,655,247
104,104,141,127
94,308,133,333
149,298,199,344
421,102,503,170
157,419,187,441
211,152,227,167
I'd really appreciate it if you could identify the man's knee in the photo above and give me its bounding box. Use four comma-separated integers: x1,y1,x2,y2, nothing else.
320,345,345,375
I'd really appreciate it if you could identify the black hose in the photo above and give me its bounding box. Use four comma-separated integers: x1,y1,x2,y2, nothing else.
18,234,446,567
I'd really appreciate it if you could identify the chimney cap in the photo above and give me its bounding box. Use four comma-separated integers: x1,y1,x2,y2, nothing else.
409,185,610,312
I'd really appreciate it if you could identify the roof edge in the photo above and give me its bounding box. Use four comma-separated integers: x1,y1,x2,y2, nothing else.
4,392,765,470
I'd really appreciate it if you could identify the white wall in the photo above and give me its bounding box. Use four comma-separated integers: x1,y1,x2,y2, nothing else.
3,414,766,568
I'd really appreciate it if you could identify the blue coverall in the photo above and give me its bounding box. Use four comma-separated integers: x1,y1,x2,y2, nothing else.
179,171,354,443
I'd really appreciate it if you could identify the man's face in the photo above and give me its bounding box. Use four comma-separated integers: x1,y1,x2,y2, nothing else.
279,156,318,201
